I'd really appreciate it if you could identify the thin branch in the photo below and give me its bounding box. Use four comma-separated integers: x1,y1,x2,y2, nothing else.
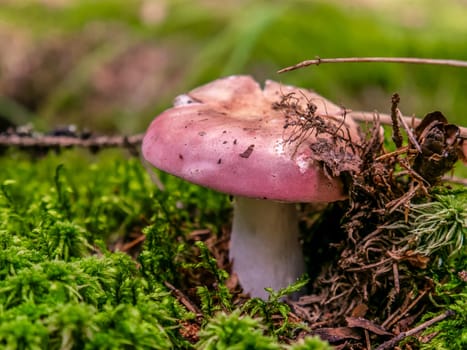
164,281,203,317
0,133,144,149
396,108,422,153
442,175,467,186
392,261,400,295
375,309,455,350
278,57,467,73
382,289,428,330
390,93,403,148
347,111,467,139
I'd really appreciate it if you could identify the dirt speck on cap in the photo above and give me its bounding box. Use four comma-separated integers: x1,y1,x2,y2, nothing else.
239,144,255,158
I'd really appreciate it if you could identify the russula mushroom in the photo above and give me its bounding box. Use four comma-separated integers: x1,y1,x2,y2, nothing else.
142,75,361,299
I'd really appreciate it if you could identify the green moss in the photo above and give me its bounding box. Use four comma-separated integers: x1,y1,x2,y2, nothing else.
0,150,197,348
196,310,281,350
288,337,333,350
0,149,334,348
393,190,467,350
416,264,467,350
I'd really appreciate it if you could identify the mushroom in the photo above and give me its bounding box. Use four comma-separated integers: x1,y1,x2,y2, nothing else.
142,75,361,299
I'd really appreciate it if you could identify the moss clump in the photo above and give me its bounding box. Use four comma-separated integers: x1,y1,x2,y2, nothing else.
0,150,198,348
0,149,332,349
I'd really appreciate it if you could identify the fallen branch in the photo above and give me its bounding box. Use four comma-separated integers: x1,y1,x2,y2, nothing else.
0,133,144,150
278,57,467,73
375,309,455,350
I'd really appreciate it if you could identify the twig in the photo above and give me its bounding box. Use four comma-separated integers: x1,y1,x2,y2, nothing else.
390,93,403,148
386,182,421,214
374,146,411,162
346,258,394,272
375,309,455,350
364,329,371,350
396,108,422,154
347,111,467,139
392,261,400,295
164,281,203,317
0,133,144,149
120,234,146,252
278,57,467,73
382,289,428,330
0,133,144,157
442,175,467,186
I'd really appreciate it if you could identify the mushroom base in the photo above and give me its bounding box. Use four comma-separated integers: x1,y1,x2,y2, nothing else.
230,197,306,299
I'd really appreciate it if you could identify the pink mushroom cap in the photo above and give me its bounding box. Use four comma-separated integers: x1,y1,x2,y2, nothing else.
142,75,360,202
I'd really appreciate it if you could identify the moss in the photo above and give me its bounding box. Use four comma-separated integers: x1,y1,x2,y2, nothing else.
0,149,334,349
0,150,197,348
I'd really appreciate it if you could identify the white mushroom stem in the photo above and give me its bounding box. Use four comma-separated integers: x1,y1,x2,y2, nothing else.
230,197,306,299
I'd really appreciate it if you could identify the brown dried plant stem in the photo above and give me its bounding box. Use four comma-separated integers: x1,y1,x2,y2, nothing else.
375,309,455,350
347,111,467,139
278,56,467,139
0,134,144,149
163,281,202,317
442,175,467,186
278,57,467,73
390,93,403,148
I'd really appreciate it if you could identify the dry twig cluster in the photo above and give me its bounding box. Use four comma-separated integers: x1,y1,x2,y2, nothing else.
272,91,464,349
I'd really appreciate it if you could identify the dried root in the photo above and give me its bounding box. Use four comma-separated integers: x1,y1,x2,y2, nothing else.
275,92,465,348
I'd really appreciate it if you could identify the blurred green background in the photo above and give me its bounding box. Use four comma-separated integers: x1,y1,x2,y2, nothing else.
0,0,466,134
